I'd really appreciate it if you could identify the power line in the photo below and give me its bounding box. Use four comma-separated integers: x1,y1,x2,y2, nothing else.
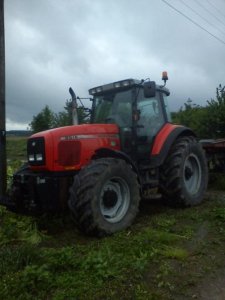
194,0,225,28
179,0,225,37
161,0,225,46
206,0,225,19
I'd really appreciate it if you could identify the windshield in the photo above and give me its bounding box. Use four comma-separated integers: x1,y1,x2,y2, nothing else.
92,89,132,127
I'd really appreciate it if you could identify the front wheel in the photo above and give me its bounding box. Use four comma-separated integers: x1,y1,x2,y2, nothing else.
159,136,208,207
68,158,140,236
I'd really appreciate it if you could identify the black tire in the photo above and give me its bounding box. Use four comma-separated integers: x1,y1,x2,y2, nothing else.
68,158,140,236
159,136,208,207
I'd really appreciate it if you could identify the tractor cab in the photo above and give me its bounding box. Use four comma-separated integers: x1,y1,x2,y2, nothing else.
89,77,171,158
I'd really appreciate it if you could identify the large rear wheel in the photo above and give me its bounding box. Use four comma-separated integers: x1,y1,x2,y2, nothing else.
68,158,140,236
159,136,208,207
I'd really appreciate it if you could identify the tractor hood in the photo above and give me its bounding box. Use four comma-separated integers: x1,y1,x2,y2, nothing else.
28,124,120,171
31,123,119,139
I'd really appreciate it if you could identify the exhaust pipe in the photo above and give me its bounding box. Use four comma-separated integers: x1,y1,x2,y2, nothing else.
69,87,78,125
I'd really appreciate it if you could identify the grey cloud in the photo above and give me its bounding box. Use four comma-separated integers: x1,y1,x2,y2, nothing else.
4,0,225,129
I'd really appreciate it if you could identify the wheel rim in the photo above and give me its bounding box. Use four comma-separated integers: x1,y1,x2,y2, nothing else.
183,154,202,195
100,177,130,223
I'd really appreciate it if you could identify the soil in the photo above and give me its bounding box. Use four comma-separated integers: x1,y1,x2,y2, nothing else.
176,191,225,300
197,271,225,300
139,190,225,300
193,192,225,300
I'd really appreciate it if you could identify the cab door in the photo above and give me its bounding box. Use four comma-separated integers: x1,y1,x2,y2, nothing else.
136,89,167,157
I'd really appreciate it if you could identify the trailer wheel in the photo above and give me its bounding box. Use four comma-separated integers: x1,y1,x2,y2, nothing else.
159,136,208,207
68,158,140,236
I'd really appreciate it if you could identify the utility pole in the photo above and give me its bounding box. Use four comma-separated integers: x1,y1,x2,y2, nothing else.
0,0,6,196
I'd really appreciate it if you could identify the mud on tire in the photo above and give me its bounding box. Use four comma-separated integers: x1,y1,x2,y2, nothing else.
68,158,140,236
159,136,208,207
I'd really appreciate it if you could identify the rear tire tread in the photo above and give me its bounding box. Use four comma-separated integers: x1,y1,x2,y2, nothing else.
159,136,208,207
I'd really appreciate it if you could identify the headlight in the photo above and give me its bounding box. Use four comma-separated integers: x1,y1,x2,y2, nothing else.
96,86,103,93
28,154,35,162
89,89,96,95
90,86,103,94
89,88,97,95
114,82,121,88
122,80,130,86
27,137,45,166
36,154,43,161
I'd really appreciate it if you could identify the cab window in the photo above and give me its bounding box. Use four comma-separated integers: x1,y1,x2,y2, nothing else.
137,89,165,138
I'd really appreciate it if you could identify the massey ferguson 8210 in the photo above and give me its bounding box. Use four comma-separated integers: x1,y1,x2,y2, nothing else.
1,73,208,236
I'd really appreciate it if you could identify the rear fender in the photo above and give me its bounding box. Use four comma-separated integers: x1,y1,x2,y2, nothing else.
150,124,195,168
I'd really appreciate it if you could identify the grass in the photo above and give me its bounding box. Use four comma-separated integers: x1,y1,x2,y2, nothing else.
6,136,27,163
1,136,225,299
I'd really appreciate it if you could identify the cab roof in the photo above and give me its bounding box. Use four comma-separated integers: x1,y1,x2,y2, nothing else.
89,78,170,96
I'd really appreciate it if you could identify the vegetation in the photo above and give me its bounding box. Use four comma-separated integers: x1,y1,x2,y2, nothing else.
29,100,89,133
172,85,225,138
6,136,27,162
2,136,225,299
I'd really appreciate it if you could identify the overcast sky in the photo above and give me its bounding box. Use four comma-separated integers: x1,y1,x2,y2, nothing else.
5,0,225,130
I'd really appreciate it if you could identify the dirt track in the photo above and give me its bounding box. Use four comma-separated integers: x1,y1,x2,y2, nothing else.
197,271,225,300
177,191,225,300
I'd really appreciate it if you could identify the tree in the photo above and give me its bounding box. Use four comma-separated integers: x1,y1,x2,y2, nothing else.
172,102,208,138
204,85,225,138
29,105,55,133
29,101,90,132
54,100,90,127
172,85,225,139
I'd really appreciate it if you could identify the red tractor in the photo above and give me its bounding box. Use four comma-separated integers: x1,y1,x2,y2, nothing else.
1,73,208,236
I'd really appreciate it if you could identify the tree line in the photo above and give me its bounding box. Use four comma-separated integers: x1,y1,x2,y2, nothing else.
30,85,225,139
29,100,89,133
172,85,225,139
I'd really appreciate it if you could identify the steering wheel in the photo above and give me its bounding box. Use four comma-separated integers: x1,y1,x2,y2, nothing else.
105,115,127,127
105,115,116,124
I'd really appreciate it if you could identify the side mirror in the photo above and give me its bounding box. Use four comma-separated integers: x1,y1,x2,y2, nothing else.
143,81,156,98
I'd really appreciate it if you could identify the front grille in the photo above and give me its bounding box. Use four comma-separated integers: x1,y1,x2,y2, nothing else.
58,140,81,166
27,137,45,166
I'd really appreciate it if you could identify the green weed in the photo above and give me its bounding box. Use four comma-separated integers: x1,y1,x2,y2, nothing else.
135,228,184,245
160,246,189,260
211,207,225,222
6,137,27,163
0,209,45,246
0,244,41,275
